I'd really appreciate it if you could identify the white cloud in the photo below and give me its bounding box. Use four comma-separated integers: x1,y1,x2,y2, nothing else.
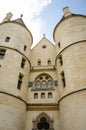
0,0,52,47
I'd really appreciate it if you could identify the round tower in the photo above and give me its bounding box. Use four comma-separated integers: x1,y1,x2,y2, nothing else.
53,7,86,130
0,13,33,130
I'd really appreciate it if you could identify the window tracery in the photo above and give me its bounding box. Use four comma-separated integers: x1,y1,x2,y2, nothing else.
34,74,53,90
32,113,54,130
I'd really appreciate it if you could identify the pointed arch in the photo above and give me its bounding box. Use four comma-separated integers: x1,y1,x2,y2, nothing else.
32,112,54,130
33,73,53,90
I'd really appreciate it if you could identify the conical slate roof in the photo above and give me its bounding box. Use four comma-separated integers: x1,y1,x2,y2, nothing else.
13,18,26,27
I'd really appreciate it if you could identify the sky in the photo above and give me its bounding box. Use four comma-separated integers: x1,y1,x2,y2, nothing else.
0,0,86,47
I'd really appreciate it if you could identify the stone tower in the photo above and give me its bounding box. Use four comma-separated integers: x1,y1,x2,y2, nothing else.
0,7,86,130
0,13,33,130
53,7,86,130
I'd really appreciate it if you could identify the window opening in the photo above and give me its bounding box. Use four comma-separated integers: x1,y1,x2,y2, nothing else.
38,60,41,66
34,74,53,90
17,73,23,89
0,49,6,59
54,80,58,86
21,57,26,68
61,71,66,87
42,81,46,89
48,80,52,89
5,37,10,42
42,45,46,49
59,55,63,65
40,76,43,80
34,93,38,99
45,76,49,80
24,45,27,51
58,42,60,48
36,81,41,89
41,93,45,99
48,93,52,98
48,59,51,65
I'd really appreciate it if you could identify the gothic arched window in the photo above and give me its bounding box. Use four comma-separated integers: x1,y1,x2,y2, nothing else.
48,80,52,89
36,81,41,89
34,74,53,90
42,81,46,89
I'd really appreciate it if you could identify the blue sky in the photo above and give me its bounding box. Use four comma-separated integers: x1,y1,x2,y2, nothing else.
0,0,86,47
40,0,86,44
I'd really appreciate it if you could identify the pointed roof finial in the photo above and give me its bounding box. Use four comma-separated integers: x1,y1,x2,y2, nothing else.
43,34,45,37
21,14,23,18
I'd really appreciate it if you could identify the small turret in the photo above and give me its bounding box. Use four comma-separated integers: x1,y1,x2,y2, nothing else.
63,7,71,17
2,12,13,22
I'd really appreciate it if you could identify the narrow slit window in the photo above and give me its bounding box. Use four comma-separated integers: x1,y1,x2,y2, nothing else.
36,81,41,89
42,81,46,89
48,80,52,89
24,45,27,51
59,55,63,65
5,37,10,42
17,73,23,89
0,49,6,59
21,57,26,68
58,42,60,48
61,71,66,87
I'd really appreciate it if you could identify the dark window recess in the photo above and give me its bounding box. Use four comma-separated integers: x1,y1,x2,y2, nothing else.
54,80,58,86
48,93,52,98
0,49,6,59
24,45,27,51
41,93,45,99
48,60,51,65
42,45,46,49
34,93,38,99
38,60,41,66
28,82,33,87
17,74,23,89
37,117,50,129
5,37,10,42
61,71,66,87
58,42,60,48
59,55,63,65
21,58,26,68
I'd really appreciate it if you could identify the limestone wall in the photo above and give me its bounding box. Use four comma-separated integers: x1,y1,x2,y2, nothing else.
0,93,26,130
59,90,86,130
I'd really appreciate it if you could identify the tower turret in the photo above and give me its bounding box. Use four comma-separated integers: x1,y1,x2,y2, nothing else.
53,7,86,130
0,13,33,130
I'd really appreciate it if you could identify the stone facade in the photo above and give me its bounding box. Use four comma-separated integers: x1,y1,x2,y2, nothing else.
0,7,86,130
